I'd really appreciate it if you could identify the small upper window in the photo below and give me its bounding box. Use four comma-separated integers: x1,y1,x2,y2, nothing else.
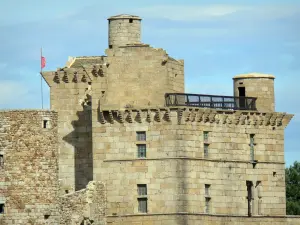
136,131,146,141
129,19,133,23
0,154,3,168
42,118,51,129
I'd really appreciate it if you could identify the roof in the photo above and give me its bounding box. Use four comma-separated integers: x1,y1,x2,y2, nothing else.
108,14,142,20
65,56,106,68
233,73,275,79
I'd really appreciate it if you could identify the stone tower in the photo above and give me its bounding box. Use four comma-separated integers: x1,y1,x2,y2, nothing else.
108,14,142,48
233,73,275,112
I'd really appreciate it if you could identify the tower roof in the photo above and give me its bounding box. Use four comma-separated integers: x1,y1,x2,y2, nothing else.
233,73,275,79
108,14,142,20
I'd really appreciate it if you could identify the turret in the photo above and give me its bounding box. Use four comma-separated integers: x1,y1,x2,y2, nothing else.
107,14,142,49
233,73,275,112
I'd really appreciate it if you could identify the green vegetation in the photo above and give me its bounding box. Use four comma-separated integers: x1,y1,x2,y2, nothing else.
286,161,300,215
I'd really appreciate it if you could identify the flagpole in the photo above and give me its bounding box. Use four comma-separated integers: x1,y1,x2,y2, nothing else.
40,48,44,109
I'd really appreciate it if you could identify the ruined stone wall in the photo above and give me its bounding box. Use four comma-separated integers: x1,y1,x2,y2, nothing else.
0,110,60,224
101,46,183,109
60,181,106,225
166,57,185,93
43,70,93,191
106,214,300,225
92,108,292,218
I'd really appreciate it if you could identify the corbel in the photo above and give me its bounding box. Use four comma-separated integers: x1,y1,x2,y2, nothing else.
108,111,114,124
154,108,161,122
117,110,125,123
177,109,183,124
63,71,69,83
99,111,106,124
127,110,133,123
164,108,171,122
54,72,60,83
136,110,142,123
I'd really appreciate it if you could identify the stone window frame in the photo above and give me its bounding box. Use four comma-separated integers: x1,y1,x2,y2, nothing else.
205,184,211,196
205,197,211,214
204,144,209,158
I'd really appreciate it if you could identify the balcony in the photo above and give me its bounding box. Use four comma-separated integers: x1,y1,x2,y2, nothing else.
165,93,257,111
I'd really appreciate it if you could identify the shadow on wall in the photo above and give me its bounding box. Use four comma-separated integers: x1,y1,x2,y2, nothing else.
63,107,93,191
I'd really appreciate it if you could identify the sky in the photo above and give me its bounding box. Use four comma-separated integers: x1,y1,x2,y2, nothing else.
0,0,299,166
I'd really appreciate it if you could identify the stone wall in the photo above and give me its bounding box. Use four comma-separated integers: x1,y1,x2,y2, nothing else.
92,108,292,219
42,70,93,191
106,214,300,225
0,110,60,224
60,181,106,225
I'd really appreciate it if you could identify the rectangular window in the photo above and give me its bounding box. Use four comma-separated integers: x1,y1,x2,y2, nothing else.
0,154,3,168
0,204,4,214
205,184,210,196
203,131,209,142
137,184,147,196
204,144,209,158
250,134,255,161
136,131,146,141
138,198,147,213
205,198,210,213
137,144,146,158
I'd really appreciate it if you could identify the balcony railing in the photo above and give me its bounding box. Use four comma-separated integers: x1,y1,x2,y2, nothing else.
165,93,257,111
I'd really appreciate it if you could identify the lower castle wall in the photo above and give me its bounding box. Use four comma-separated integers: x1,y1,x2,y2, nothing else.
106,214,300,225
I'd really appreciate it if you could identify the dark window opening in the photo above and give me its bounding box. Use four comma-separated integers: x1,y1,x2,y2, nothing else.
205,184,210,196
205,197,210,213
101,91,106,98
238,87,246,109
109,45,113,49
0,154,3,168
43,120,49,129
273,172,277,177
129,19,133,23
246,181,253,217
0,204,4,214
65,190,69,194
44,215,50,219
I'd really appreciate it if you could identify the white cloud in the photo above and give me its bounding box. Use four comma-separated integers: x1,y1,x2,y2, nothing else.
134,4,300,21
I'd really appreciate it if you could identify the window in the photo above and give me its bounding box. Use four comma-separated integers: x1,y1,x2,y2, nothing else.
205,184,210,196
0,204,4,214
138,198,147,213
137,144,146,158
0,154,3,168
42,119,51,129
137,184,147,196
137,184,147,213
204,144,209,158
205,198,210,213
203,131,209,142
129,19,133,23
250,134,255,161
136,131,146,141
109,45,113,49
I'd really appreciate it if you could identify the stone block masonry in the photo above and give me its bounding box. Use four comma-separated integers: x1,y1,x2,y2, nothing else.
0,110,60,224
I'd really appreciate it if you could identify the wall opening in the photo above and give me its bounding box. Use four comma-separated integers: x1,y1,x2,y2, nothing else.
43,119,51,129
44,214,50,219
0,154,3,168
238,87,246,109
129,19,133,23
137,184,148,213
0,204,4,214
109,45,113,49
246,181,253,217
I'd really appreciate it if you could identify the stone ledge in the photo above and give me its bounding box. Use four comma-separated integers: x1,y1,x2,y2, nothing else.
103,157,285,164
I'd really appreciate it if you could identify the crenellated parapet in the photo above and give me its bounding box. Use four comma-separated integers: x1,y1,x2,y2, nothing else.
97,107,293,128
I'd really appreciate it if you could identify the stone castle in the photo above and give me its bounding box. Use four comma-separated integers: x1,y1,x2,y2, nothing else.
0,14,299,225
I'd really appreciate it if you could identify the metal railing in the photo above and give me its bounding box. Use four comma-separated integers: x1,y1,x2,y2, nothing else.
165,93,257,110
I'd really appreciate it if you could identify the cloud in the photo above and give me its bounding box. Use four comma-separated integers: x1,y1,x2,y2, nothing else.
134,4,300,22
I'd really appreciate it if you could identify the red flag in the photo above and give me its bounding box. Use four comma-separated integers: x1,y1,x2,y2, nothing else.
41,56,46,69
